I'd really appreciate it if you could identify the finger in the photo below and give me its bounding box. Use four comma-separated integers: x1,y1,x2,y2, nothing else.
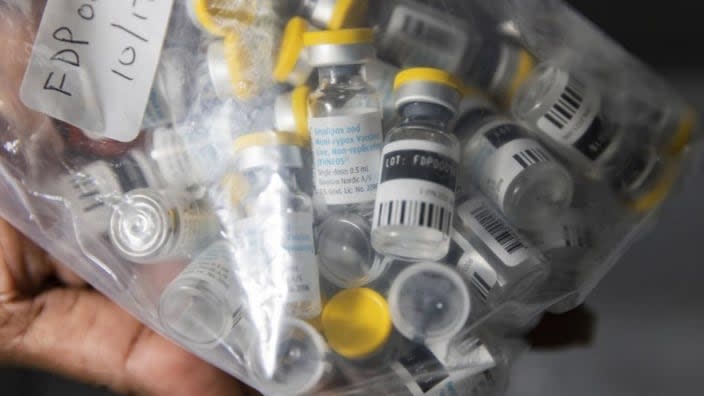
0,288,245,396
0,219,54,299
46,256,88,287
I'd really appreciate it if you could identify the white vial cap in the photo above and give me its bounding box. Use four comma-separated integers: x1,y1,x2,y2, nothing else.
388,262,471,343
303,28,375,67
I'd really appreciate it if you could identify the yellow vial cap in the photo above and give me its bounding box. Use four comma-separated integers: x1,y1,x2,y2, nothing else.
303,28,374,47
322,288,392,360
627,160,680,213
329,0,370,30
504,49,537,107
666,108,697,156
191,0,250,36
274,17,310,82
233,131,307,153
394,67,464,93
223,32,258,99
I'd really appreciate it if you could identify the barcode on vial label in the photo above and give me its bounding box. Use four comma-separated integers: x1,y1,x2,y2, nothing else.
470,205,524,254
513,147,551,169
472,270,492,301
543,77,586,131
71,174,105,213
376,200,452,235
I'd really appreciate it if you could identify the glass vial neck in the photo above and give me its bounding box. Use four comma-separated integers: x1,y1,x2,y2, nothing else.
317,65,365,86
399,102,455,131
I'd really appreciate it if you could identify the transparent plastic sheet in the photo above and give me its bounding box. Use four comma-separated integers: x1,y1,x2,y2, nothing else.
0,0,700,395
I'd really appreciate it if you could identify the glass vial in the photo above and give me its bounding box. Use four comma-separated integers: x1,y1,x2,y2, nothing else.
372,68,462,261
456,99,574,230
305,28,384,214
450,195,550,306
159,240,244,347
299,0,369,30
387,262,471,344
316,213,390,288
511,63,623,180
109,188,220,264
230,132,321,319
249,317,333,396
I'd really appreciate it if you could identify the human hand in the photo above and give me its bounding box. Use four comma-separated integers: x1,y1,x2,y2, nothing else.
0,218,258,396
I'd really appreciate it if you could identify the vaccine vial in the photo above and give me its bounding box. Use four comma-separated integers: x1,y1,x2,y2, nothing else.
109,188,220,264
451,195,549,306
510,63,624,180
456,100,574,230
388,262,471,344
159,240,244,347
305,29,384,213
316,213,390,288
298,0,369,30
372,68,462,261
249,317,333,396
230,132,321,319
321,288,394,362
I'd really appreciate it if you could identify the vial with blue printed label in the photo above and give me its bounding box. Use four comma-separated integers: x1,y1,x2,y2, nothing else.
372,68,462,261
305,28,384,215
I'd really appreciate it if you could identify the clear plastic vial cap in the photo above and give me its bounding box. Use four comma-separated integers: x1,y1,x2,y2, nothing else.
388,262,471,343
317,213,390,288
303,28,376,67
110,189,171,262
251,318,328,396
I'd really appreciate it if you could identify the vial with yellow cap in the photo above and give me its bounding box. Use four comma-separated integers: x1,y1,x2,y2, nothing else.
298,0,369,30
229,132,321,319
371,68,462,261
456,95,574,230
321,288,395,362
158,240,245,347
185,0,284,36
305,28,384,213
249,317,336,395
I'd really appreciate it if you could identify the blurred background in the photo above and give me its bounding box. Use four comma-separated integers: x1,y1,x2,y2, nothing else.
2,1,703,395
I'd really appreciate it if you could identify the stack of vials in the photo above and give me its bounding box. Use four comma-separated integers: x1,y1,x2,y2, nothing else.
50,1,697,395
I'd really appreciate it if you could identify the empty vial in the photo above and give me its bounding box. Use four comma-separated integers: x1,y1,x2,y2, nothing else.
321,288,394,362
109,188,220,264
229,132,321,319
159,240,244,346
450,195,549,306
249,318,334,396
316,213,390,288
456,99,574,230
372,68,462,261
305,28,384,213
298,0,369,30
388,262,471,344
511,63,624,180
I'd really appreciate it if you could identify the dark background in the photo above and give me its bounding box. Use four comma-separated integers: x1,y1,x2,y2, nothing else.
2,1,704,395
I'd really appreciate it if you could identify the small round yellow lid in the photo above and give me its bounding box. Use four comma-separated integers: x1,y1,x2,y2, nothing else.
233,131,307,153
329,0,370,30
394,67,464,94
274,17,309,82
303,28,374,47
321,288,392,360
291,85,311,141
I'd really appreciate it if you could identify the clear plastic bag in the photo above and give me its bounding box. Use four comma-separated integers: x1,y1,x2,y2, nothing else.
0,0,699,395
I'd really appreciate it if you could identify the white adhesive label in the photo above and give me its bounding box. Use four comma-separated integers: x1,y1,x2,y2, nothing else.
21,0,175,142
457,199,530,268
180,241,239,304
173,201,219,256
382,4,470,73
374,140,457,236
452,235,499,302
470,121,554,210
233,212,320,318
309,112,383,206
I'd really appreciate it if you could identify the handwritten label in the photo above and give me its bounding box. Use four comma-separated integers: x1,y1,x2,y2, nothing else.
21,0,174,142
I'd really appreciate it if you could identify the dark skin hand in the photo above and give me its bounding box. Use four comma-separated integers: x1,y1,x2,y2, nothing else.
0,218,258,396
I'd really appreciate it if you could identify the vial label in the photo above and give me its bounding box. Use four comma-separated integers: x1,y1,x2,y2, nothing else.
21,0,175,141
374,140,457,236
233,212,320,317
535,70,611,161
309,112,383,206
172,201,220,257
67,161,123,215
452,235,499,302
470,121,555,210
381,4,470,72
457,199,530,267
151,129,193,187
179,241,238,304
